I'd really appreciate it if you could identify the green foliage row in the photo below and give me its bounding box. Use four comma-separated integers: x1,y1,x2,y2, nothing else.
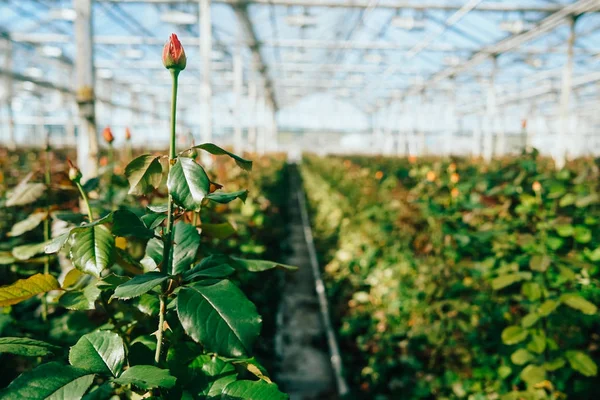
0,144,292,399
301,152,600,400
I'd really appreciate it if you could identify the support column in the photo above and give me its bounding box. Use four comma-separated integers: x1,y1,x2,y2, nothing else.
397,99,407,157
496,109,506,157
200,0,213,144
3,39,15,150
483,55,497,162
257,94,266,155
445,81,456,157
383,105,394,155
416,92,424,156
473,116,482,158
74,0,98,179
66,101,76,148
268,98,278,152
556,16,576,169
233,44,243,154
247,80,257,152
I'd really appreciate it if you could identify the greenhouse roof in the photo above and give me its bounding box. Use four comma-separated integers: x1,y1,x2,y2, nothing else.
0,0,599,137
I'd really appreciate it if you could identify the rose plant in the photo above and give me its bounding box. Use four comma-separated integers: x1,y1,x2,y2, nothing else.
302,153,600,399
0,34,294,399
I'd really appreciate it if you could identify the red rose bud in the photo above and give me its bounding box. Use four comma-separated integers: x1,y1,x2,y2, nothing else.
67,159,82,183
125,127,132,141
103,126,114,144
162,33,187,71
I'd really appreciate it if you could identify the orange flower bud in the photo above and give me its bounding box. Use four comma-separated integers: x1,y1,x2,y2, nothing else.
450,173,460,183
426,171,436,182
532,181,542,192
409,155,417,164
125,127,131,141
375,171,384,180
102,126,114,144
451,188,460,198
162,33,187,71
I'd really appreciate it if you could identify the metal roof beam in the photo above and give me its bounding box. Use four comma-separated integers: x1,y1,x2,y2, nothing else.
0,67,164,119
96,0,569,13
379,0,600,109
11,33,600,55
232,3,278,110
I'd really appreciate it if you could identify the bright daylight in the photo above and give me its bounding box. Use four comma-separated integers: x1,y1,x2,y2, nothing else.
0,0,599,399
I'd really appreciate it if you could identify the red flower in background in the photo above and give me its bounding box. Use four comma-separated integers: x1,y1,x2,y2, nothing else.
103,126,114,144
125,127,132,141
162,33,187,71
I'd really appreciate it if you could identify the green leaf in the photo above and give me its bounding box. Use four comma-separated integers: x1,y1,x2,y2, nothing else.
59,283,101,311
0,274,60,307
141,212,167,230
177,280,262,358
222,380,287,400
586,247,600,262
6,172,45,207
560,293,597,315
125,154,163,196
491,273,523,291
147,204,168,213
0,362,94,400
527,331,546,354
0,337,59,357
565,351,597,377
12,241,50,261
111,272,168,300
521,313,539,329
172,222,201,275
183,255,236,282
511,349,535,366
111,210,154,239
555,224,574,237
207,190,249,204
69,225,115,278
538,299,559,317
82,177,100,192
231,257,298,272
574,226,592,244
521,282,541,301
8,212,46,237
529,255,550,272
191,143,253,171
44,232,70,254
520,365,546,386
69,331,125,377
559,193,576,207
543,357,566,372
188,355,238,397
112,365,176,389
201,222,237,239
96,274,129,291
498,365,512,380
575,193,599,208
501,326,528,345
167,157,211,212
142,238,164,270
0,252,16,265
558,266,577,281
